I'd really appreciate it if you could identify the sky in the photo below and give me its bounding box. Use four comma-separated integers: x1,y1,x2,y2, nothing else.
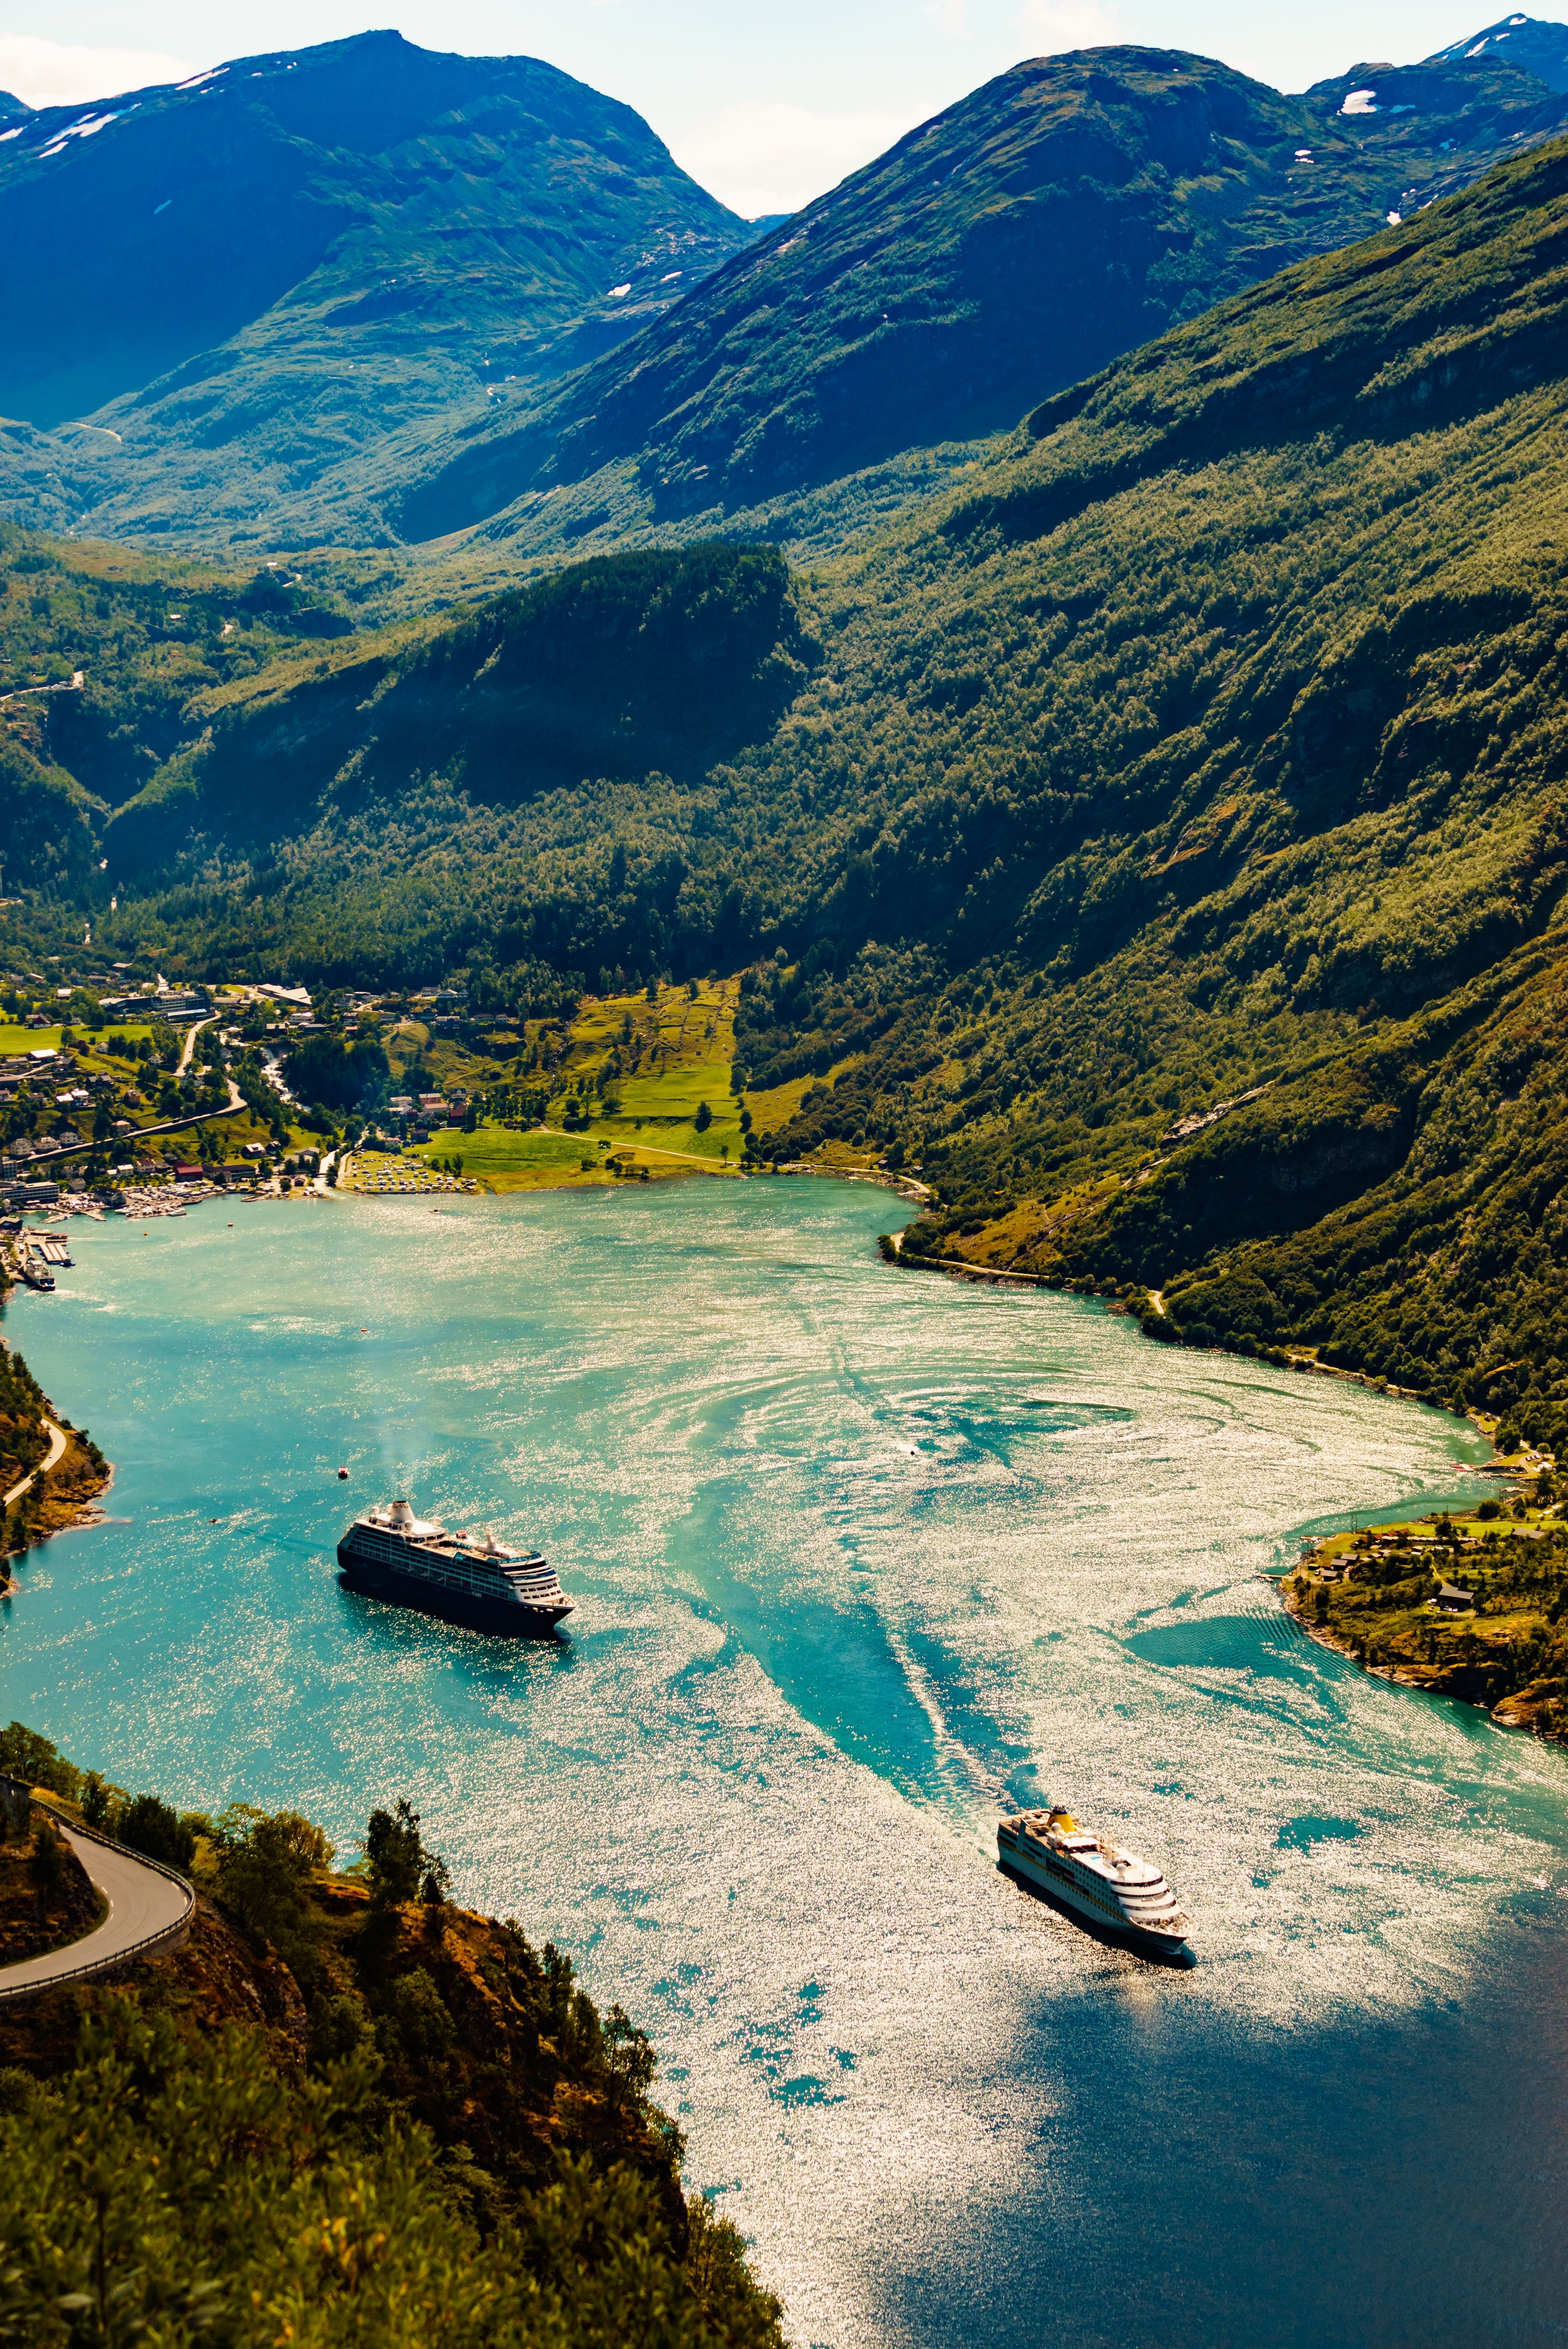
0,0,1539,214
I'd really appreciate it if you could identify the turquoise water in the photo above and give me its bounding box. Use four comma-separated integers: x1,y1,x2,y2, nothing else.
4,1179,1567,2348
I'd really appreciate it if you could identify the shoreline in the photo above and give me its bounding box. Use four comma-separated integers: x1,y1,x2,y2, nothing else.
884,1241,1504,1434
0,1392,112,1575
1278,1580,1568,1749
884,1237,1568,1749
1276,1492,1568,1750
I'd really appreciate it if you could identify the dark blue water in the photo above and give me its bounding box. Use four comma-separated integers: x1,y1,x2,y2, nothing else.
4,1180,1565,2347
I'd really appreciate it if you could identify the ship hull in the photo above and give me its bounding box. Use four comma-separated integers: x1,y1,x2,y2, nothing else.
337,1544,571,1638
998,1836,1190,1961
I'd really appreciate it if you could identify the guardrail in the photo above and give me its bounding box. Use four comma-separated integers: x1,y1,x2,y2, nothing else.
0,1798,196,2005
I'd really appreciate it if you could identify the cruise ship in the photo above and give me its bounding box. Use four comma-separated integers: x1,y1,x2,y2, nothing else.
337,1498,573,1636
998,1805,1191,1958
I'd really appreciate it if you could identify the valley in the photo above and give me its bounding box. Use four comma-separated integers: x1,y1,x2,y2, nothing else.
12,100,1568,1463
8,16,1568,2336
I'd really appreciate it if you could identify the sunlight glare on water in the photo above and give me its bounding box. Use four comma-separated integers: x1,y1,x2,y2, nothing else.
3,1178,1566,2348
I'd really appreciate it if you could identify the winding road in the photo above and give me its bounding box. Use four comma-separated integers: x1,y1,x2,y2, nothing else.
0,1807,194,2004
1,1415,66,1507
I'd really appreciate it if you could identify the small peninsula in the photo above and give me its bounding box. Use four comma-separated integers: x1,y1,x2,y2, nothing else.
0,1335,108,1572
1283,1468,1568,1741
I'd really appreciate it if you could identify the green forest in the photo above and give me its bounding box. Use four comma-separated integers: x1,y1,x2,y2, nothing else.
0,1725,782,2346
12,131,1568,1431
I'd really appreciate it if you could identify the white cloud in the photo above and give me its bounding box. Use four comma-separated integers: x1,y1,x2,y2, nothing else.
0,35,194,110
670,101,921,219
1012,0,1119,55
927,0,970,35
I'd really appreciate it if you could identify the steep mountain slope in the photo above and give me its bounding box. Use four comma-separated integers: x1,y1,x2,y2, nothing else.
396,33,1568,548
0,524,373,892
104,544,808,882
21,123,1568,1436
0,31,757,546
0,1733,784,2343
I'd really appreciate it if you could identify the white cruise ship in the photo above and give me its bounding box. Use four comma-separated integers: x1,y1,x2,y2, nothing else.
998,1805,1190,1958
337,1498,573,1636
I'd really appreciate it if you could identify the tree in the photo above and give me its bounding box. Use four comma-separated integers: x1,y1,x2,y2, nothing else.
0,1721,80,1800
284,1033,389,1112
216,1805,334,1974
118,1794,196,1873
28,1817,63,1917
364,1797,428,1908
80,1771,113,1829
693,1099,713,1133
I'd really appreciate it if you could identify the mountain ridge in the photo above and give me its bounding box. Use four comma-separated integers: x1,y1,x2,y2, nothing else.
7,24,1568,556
0,31,758,547
393,32,1568,549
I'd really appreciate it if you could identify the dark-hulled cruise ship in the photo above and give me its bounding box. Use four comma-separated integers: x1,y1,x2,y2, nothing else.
337,1498,573,1636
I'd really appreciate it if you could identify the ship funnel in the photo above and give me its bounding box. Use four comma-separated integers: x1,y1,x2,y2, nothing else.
389,1498,414,1527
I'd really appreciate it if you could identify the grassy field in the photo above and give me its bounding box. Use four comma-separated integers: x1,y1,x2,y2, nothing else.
537,980,748,1165
406,1128,607,1191
1,1022,161,1056
379,977,886,1180
404,1121,743,1191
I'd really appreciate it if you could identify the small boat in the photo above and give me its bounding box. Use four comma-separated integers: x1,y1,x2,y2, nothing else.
998,1805,1191,1959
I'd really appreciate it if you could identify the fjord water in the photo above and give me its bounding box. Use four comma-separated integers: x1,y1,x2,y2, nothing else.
4,1180,1566,2348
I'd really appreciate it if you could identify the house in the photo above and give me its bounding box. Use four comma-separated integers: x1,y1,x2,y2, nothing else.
1436,1581,1475,1613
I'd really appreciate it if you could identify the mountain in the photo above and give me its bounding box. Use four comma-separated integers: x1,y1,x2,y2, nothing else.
6,25,1568,556
0,32,758,546
17,120,1568,1443
1429,11,1568,83
393,31,1568,549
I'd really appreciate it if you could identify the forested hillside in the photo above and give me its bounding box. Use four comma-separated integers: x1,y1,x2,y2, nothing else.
13,127,1568,1432
0,527,368,896
0,1726,783,2343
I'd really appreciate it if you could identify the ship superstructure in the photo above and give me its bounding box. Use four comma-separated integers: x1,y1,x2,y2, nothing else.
998,1805,1190,1957
337,1498,572,1636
